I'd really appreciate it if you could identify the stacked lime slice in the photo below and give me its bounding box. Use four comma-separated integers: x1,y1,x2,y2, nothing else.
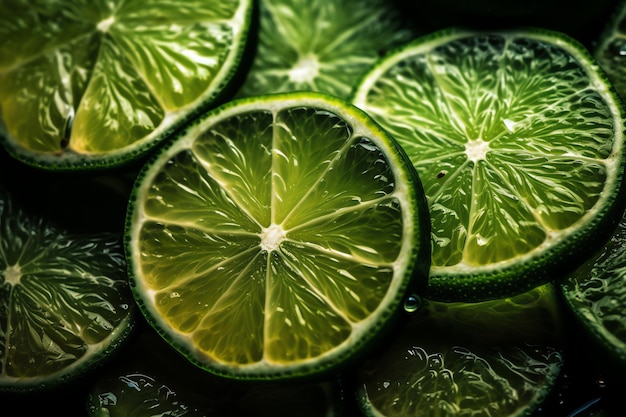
352,28,626,302
235,0,419,99
0,186,135,392
124,92,431,381
356,284,564,417
594,0,626,101
0,0,254,170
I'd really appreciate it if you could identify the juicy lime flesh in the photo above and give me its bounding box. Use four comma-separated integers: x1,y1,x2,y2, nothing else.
0,189,133,389
357,285,564,417
129,96,425,377
561,211,626,363
0,0,249,164
353,31,623,278
235,0,418,99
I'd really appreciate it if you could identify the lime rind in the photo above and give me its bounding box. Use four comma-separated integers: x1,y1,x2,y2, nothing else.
351,27,626,302
0,187,135,392
125,92,430,380
0,0,254,170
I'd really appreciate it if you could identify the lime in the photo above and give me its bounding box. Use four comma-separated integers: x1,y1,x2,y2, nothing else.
594,0,626,101
87,329,345,417
0,186,135,392
559,206,626,369
235,0,419,100
124,92,431,380
352,28,626,302
0,0,254,170
355,284,564,417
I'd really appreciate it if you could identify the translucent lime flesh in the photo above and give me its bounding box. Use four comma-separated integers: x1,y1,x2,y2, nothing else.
352,29,626,301
0,187,134,391
0,0,252,168
357,284,564,417
560,209,626,366
127,94,429,379
235,0,418,99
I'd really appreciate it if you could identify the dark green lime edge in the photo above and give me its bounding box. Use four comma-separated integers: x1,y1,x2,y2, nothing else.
0,0,258,173
123,91,431,382
351,26,626,303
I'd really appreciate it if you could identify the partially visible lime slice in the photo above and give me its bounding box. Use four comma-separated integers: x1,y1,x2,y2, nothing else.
0,0,254,170
125,92,431,380
355,284,564,417
0,186,135,392
560,207,626,369
594,0,626,101
352,28,626,302
235,0,419,99
87,329,345,417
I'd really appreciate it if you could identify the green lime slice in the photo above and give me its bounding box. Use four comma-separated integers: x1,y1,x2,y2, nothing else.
86,328,345,417
0,186,135,392
560,207,626,368
235,0,419,100
355,284,564,417
594,0,626,101
0,0,254,170
351,28,626,302
124,92,431,380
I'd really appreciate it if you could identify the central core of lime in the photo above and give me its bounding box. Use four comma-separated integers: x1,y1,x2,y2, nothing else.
465,138,489,162
260,224,287,252
289,53,320,83
97,16,115,32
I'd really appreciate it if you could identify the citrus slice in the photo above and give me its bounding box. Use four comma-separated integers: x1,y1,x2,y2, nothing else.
235,0,419,100
0,0,254,170
355,284,564,417
559,207,626,369
124,92,431,380
87,328,345,417
0,186,135,392
351,28,626,302
594,0,626,101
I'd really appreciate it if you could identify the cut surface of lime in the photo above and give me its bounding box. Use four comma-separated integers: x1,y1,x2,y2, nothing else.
0,0,254,170
352,28,626,302
356,284,564,417
0,186,135,392
560,207,626,368
594,0,626,101
235,0,419,100
125,92,431,380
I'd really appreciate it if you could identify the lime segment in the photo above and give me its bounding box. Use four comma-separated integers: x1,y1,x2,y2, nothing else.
125,92,430,380
352,28,626,302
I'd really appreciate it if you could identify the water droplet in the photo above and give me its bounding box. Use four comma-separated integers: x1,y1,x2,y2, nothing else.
403,294,422,313
609,38,626,56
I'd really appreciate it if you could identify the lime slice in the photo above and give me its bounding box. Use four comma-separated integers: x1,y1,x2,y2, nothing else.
352,28,626,302
355,284,564,417
235,0,419,100
560,207,626,369
125,92,431,380
87,328,345,417
594,0,626,101
0,186,135,392
0,0,254,170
